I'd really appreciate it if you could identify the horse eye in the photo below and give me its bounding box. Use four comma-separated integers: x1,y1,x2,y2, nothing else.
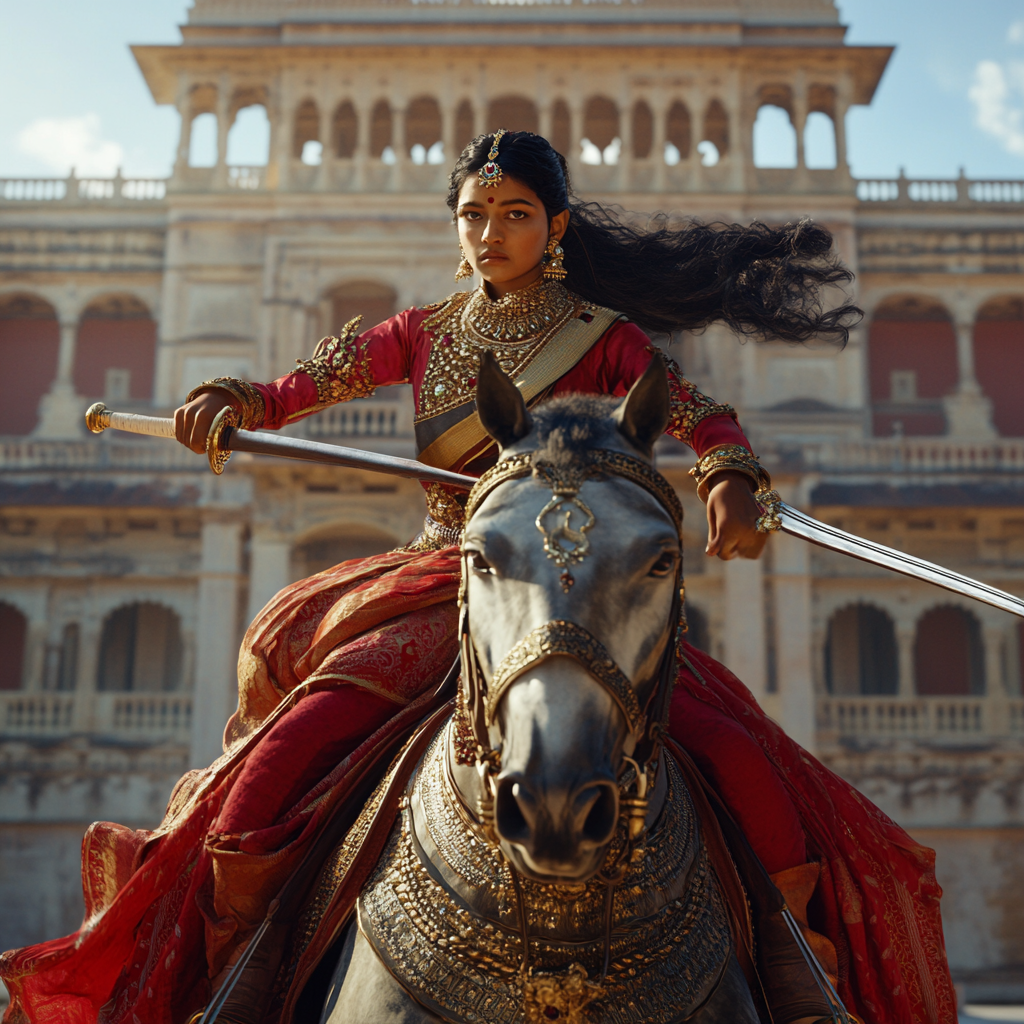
466,551,495,575
649,552,677,577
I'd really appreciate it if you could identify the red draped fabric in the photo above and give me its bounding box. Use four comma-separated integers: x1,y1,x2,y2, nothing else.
1,546,955,1024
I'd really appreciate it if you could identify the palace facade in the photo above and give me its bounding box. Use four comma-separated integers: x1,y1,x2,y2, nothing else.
1,0,1023,1000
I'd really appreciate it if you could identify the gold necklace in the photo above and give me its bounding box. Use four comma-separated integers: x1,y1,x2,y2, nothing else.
417,281,585,421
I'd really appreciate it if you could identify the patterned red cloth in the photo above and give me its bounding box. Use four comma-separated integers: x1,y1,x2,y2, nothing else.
0,309,955,1023
0,549,956,1024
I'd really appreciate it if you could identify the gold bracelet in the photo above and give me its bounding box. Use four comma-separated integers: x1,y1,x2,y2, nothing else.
185,377,265,430
754,487,783,533
689,444,771,502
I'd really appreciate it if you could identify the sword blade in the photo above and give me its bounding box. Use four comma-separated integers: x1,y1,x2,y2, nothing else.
226,428,476,490
779,502,1024,618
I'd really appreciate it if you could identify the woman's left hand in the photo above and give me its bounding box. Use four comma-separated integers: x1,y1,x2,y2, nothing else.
705,471,768,560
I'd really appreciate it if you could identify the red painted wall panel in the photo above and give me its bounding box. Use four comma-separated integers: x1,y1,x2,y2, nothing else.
73,318,157,400
0,319,60,435
974,320,1024,437
0,603,27,691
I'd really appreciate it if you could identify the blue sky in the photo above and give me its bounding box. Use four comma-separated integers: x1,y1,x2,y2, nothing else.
0,0,1022,181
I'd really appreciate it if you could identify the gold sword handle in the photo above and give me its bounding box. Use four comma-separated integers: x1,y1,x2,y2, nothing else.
85,402,176,439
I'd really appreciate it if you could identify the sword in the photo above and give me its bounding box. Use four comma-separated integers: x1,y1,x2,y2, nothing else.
85,403,1024,618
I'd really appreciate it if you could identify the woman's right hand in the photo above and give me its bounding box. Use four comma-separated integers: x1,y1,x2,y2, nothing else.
174,391,237,454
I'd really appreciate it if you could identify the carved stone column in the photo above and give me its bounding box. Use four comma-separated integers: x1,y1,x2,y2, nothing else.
771,529,816,750
943,296,996,439
173,73,193,181
213,76,232,190
896,624,916,697
190,518,244,768
35,315,85,439
247,533,291,625
724,556,768,702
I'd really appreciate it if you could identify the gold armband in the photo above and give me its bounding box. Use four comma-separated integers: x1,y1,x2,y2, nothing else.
689,444,771,502
185,377,265,430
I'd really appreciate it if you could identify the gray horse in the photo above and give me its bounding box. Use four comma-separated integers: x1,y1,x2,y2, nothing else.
318,356,760,1024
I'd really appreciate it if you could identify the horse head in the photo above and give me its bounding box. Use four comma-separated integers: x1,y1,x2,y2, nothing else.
456,351,682,884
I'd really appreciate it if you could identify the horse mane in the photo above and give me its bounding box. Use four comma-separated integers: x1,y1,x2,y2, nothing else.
523,394,626,469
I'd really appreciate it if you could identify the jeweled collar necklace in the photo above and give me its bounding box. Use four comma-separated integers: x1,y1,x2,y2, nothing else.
462,278,577,344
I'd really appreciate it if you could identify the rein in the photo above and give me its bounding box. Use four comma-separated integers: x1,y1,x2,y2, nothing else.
456,445,686,979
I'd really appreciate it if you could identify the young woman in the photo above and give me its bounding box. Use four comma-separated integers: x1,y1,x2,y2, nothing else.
0,132,954,1024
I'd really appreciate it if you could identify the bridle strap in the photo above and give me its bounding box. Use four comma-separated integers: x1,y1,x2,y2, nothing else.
487,620,644,735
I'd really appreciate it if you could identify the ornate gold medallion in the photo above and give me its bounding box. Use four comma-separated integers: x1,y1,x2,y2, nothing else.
523,964,604,1023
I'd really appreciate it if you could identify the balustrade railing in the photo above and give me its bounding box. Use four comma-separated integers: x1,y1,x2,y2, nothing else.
0,173,166,203
0,694,75,736
0,438,199,471
0,692,192,743
817,696,1024,742
305,398,414,440
801,439,1024,475
858,175,1024,206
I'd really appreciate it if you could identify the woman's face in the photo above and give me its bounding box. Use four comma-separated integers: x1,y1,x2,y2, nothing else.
457,174,569,296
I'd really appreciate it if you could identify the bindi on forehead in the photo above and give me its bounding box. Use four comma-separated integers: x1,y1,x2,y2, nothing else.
488,197,494,203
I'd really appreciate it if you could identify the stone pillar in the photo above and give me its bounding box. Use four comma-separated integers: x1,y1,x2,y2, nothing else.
943,308,997,438
834,79,852,174
723,556,768,702
71,618,101,733
771,530,816,750
792,77,807,172
213,77,232,189
896,624,916,696
35,316,85,439
173,74,193,179
247,534,291,625
651,92,668,193
190,519,243,768
354,97,372,191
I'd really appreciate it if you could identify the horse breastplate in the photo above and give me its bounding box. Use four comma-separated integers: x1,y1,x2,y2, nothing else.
357,723,732,1024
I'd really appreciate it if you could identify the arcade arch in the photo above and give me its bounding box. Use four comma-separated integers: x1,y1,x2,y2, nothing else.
825,604,898,696
97,602,184,693
73,294,157,403
914,605,985,696
974,295,1024,437
292,524,400,579
327,281,398,336
0,292,60,435
0,602,28,691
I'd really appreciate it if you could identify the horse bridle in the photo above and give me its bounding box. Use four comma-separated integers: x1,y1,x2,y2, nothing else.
458,446,685,851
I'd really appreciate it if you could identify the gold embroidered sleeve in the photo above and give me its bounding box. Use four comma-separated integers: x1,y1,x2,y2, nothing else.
185,377,265,429
294,316,376,406
663,354,737,449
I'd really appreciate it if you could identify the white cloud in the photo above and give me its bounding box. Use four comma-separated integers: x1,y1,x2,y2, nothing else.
1010,20,1024,44
968,59,1024,158
16,114,124,176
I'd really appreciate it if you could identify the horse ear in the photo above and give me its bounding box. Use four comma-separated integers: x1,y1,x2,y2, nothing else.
476,350,533,449
613,353,671,456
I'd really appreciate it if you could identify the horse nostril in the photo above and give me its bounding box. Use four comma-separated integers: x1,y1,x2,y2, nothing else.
579,783,618,846
495,776,534,843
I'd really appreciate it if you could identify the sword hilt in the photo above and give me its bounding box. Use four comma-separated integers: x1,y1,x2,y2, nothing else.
84,402,232,474
85,402,176,439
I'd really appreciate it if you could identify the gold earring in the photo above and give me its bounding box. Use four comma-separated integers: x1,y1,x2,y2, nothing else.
455,246,473,281
542,237,567,281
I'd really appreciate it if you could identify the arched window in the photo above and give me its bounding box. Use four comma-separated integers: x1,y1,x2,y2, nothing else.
487,96,539,135
98,603,183,692
332,101,358,159
227,103,271,166
753,104,797,168
73,295,156,404
0,602,27,691
804,112,836,169
454,100,475,154
0,293,60,435
328,281,397,335
975,296,1024,437
549,100,571,157
405,96,443,164
665,101,691,163
631,100,654,159
914,606,985,696
370,100,393,159
294,526,399,579
189,112,218,167
825,604,898,696
293,98,321,164
581,96,620,164
699,99,729,165
684,604,710,653
869,295,958,437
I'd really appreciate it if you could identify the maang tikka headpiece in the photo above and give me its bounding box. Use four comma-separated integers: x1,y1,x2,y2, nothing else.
478,129,507,188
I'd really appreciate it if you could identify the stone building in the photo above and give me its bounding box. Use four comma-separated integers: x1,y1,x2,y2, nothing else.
1,0,1023,1002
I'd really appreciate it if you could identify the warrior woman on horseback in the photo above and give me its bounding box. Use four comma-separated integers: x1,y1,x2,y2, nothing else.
0,131,956,1024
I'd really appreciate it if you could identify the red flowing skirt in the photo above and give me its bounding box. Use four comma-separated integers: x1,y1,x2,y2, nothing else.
0,548,955,1024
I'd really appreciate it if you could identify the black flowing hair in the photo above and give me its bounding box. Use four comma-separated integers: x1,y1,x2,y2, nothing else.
446,131,861,344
